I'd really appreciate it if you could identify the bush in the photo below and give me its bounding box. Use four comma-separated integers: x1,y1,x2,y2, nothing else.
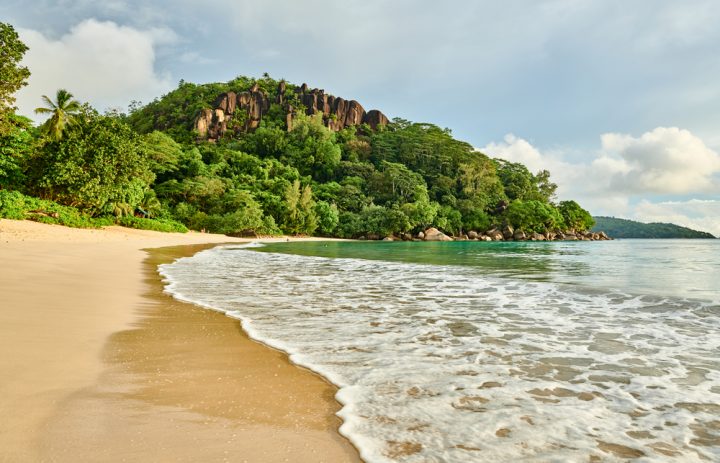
504,199,563,233
0,189,110,228
558,200,595,231
0,190,190,232
117,216,188,233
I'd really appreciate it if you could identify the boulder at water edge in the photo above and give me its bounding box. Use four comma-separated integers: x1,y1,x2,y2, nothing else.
423,228,453,242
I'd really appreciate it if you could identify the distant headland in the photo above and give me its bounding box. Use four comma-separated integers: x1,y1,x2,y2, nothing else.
592,216,716,239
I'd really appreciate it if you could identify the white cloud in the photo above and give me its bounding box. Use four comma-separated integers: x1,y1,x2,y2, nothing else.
481,128,720,235
15,19,175,120
600,127,720,194
482,134,546,173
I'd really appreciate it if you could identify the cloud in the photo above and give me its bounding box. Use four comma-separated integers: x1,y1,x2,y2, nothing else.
482,135,546,173
600,127,720,194
15,19,175,119
481,128,720,234
484,127,720,198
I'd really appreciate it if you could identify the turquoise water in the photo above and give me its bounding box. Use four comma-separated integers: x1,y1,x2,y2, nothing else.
255,239,720,301
161,239,720,462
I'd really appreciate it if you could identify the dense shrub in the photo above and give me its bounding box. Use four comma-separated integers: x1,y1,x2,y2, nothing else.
117,216,188,233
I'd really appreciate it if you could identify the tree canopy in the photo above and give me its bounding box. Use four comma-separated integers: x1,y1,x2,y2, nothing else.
0,34,596,239
35,89,82,141
0,22,31,136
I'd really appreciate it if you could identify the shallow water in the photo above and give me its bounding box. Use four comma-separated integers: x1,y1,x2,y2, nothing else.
160,240,720,462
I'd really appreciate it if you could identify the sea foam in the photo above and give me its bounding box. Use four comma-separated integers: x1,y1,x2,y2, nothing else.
159,245,719,462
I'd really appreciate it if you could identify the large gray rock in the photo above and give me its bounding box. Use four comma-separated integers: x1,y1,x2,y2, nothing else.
502,225,514,240
362,109,389,130
423,227,453,242
486,228,504,241
197,80,390,140
513,230,527,241
467,230,479,239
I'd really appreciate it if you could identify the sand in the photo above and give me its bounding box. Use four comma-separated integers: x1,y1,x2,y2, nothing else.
0,219,360,462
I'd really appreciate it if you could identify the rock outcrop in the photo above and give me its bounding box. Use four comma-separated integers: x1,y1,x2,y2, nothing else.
423,227,453,242
195,80,389,142
397,226,612,242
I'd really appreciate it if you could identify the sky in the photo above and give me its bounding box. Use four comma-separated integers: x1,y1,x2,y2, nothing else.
2,0,719,235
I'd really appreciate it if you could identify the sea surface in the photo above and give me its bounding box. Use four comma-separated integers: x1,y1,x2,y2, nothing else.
159,239,720,462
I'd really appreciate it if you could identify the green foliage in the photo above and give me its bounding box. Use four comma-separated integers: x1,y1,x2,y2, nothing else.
34,89,82,141
118,216,188,233
401,199,439,232
30,113,154,215
282,179,318,235
141,131,184,177
434,205,463,236
504,200,564,233
313,200,339,236
1,68,594,239
0,22,31,136
456,199,491,232
283,113,341,181
355,205,410,238
558,200,595,231
369,161,429,205
592,216,715,239
0,189,111,228
0,114,34,188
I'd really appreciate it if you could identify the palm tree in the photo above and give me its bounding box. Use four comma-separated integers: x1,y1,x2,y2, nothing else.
34,89,81,140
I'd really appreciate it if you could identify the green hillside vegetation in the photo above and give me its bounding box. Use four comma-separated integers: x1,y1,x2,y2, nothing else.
1,21,596,238
592,216,716,239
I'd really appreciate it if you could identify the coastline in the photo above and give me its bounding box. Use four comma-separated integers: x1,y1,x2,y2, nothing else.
0,219,359,462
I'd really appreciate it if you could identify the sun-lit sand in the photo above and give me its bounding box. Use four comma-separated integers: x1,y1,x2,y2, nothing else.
0,219,359,462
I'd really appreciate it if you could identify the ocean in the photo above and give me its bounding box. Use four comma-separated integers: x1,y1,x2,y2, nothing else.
159,240,720,462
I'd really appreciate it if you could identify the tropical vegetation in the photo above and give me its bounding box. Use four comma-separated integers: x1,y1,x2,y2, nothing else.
1,20,596,238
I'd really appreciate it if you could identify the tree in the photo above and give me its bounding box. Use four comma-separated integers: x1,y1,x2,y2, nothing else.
0,114,34,188
314,200,339,236
534,169,558,203
495,160,536,201
34,89,82,140
31,112,154,215
282,179,318,235
283,113,341,181
369,161,429,205
141,131,184,177
458,154,506,210
0,22,31,136
504,200,563,233
558,200,595,231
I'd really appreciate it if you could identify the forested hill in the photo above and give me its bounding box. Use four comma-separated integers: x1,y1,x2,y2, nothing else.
1,54,598,239
119,74,598,239
592,217,716,239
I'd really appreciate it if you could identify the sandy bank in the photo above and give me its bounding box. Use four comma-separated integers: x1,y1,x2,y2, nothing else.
0,219,359,462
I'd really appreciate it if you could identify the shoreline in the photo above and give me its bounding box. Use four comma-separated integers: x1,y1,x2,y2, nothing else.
0,219,360,462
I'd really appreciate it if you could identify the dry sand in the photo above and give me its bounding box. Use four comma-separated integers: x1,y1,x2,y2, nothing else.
0,219,360,462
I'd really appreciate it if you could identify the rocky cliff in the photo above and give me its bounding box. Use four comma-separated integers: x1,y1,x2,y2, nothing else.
195,81,389,141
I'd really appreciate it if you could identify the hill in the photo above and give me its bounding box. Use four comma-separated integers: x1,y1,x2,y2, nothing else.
120,74,600,239
591,216,716,239
2,67,600,240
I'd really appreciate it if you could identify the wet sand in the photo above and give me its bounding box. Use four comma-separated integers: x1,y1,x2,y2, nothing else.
0,219,360,462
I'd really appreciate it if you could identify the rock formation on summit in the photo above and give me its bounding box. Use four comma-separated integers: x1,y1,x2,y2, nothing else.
195,81,389,141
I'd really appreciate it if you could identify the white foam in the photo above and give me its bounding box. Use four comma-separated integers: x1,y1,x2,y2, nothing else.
158,246,720,462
